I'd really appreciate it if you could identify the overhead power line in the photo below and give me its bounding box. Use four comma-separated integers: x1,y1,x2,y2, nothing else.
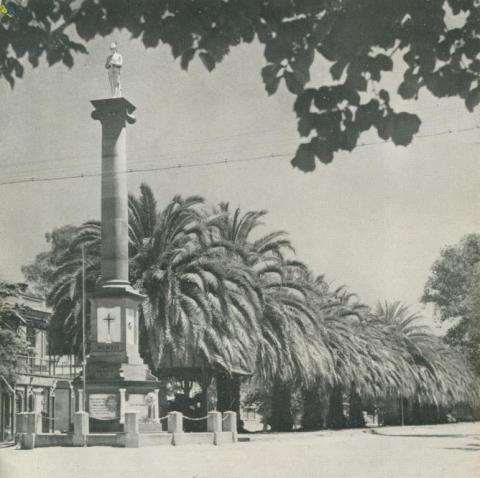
0,125,478,188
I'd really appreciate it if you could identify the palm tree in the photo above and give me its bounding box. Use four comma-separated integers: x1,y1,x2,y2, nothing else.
368,301,479,424
210,204,337,429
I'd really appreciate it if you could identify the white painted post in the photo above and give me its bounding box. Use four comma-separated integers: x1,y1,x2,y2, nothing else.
222,411,238,442
153,388,160,421
77,389,84,412
72,411,89,446
207,411,222,432
119,388,126,424
124,412,139,448
168,411,184,446
167,411,183,433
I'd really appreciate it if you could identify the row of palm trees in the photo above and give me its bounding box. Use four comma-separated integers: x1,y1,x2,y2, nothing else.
45,184,479,430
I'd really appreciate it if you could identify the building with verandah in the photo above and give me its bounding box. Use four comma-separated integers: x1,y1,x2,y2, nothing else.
0,288,81,443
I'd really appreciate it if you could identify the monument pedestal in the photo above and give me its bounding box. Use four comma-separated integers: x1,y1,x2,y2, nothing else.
76,283,160,432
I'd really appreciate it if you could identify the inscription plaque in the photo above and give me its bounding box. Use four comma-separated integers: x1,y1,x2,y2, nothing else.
89,393,117,419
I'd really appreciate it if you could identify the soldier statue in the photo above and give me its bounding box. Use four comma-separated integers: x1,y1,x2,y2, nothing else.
105,41,123,97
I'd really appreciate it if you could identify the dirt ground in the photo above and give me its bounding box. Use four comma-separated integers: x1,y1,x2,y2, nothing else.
1,422,479,478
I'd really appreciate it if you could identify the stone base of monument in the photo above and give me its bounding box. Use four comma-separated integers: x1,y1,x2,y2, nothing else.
82,381,161,433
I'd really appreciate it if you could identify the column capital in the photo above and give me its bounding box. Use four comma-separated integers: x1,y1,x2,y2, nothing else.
91,97,136,125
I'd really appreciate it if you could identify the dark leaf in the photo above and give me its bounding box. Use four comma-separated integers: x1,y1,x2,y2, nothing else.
284,71,304,95
330,60,347,81
180,48,196,70
379,89,390,104
63,51,74,68
291,143,316,172
398,73,421,100
374,54,393,72
466,87,480,112
391,112,421,146
199,51,216,72
297,113,318,137
312,137,334,164
294,89,315,116
262,63,282,95
464,38,480,60
355,99,381,132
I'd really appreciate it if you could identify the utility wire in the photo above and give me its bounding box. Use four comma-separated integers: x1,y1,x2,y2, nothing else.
0,125,478,188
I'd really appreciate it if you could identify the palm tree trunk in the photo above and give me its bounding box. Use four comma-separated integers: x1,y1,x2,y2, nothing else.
270,380,293,432
301,386,325,430
216,374,243,429
400,396,404,426
348,383,365,428
326,384,346,429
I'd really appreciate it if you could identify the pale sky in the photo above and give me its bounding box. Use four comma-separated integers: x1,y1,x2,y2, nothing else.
0,30,479,333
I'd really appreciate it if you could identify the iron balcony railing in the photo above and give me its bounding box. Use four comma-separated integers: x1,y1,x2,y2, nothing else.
17,355,82,378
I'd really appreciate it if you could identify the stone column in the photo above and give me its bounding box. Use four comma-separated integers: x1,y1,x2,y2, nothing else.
90,98,136,286
119,388,126,424
153,389,160,421
73,411,89,447
49,388,56,433
77,389,84,412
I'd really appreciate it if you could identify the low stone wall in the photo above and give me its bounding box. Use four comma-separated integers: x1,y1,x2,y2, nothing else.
87,433,125,447
17,411,238,449
138,433,172,447
35,434,73,447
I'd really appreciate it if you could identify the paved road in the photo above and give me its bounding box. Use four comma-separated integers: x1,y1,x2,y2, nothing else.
1,422,479,478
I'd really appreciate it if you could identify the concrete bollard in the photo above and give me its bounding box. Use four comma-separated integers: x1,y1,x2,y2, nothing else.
18,412,40,449
19,433,36,450
17,412,41,434
16,413,25,434
222,411,238,442
168,411,184,446
124,412,139,448
72,411,89,446
207,411,222,433
167,411,183,433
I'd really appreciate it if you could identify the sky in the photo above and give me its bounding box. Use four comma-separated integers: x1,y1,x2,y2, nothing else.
0,29,479,333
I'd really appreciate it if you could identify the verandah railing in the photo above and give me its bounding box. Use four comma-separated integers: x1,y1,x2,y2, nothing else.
17,355,82,378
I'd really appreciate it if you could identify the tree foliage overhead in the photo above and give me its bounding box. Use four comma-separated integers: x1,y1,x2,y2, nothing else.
2,0,479,171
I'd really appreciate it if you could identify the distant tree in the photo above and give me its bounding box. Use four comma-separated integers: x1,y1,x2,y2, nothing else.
0,281,28,385
22,225,77,295
0,329,27,386
2,1,480,170
422,234,480,374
